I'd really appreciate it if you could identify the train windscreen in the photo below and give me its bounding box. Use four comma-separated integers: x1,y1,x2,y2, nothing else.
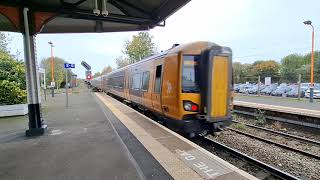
182,55,200,93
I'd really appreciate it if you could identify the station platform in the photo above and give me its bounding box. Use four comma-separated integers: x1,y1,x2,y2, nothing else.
0,88,256,180
235,94,320,113
234,101,320,118
234,95,320,129
235,95,320,118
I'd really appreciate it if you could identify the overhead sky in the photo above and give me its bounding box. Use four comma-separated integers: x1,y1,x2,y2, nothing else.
6,0,320,78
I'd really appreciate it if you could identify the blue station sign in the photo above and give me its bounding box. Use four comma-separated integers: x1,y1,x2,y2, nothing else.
64,63,75,68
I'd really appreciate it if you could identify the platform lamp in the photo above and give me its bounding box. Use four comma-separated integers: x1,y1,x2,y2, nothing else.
303,20,315,103
48,41,55,97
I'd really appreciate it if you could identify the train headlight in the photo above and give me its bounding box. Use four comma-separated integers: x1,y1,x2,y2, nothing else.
183,101,199,112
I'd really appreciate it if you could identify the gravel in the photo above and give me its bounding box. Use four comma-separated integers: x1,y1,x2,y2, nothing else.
230,123,320,157
234,115,320,142
209,131,320,179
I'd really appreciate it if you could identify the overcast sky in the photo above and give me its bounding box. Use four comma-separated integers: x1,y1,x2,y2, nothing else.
6,0,320,78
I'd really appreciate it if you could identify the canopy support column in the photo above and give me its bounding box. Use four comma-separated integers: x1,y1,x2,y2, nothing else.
23,7,46,137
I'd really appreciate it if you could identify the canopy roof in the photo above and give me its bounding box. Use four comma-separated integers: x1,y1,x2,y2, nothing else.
0,0,190,34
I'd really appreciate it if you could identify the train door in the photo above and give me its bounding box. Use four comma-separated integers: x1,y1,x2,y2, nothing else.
124,69,130,100
142,69,152,109
129,67,143,104
151,60,164,113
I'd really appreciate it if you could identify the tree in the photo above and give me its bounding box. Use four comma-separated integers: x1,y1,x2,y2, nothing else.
252,60,280,82
0,32,10,53
233,60,280,83
280,51,320,83
123,32,156,64
93,72,101,78
280,54,305,82
233,62,251,83
233,62,257,83
115,56,130,69
101,65,113,75
40,57,73,88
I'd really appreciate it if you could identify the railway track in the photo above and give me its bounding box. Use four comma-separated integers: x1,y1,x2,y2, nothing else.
229,120,320,160
200,137,299,180
227,127,320,160
233,104,320,129
106,93,314,179
232,120,320,146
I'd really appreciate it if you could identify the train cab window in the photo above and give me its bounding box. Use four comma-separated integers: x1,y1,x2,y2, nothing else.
182,55,200,93
132,73,142,90
142,71,150,91
154,65,162,93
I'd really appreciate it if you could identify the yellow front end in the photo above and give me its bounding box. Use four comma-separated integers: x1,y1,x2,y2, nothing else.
210,56,229,118
178,45,232,134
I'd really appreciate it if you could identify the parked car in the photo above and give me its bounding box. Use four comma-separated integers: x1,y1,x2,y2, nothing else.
287,85,305,98
247,84,266,94
239,84,255,94
271,83,292,96
261,84,278,95
300,83,310,91
305,85,320,99
234,84,242,93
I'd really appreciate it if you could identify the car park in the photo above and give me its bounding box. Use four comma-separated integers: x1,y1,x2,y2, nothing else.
235,82,320,99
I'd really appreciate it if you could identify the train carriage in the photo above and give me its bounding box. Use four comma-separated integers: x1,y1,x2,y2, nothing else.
91,41,233,136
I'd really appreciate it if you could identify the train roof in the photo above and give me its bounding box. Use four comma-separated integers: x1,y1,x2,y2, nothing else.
99,41,221,77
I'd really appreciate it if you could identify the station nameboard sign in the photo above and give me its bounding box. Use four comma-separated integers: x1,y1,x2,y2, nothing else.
64,63,75,68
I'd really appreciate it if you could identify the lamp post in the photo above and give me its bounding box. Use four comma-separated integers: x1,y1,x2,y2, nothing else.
303,20,315,103
48,41,55,97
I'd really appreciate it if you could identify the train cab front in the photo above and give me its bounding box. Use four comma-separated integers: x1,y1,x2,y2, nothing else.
180,44,233,136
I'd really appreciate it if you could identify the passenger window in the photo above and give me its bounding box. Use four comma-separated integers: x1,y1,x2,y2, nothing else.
132,73,141,90
154,65,162,93
119,76,124,88
142,71,150,91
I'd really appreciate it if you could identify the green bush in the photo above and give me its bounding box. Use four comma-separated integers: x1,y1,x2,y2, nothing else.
0,51,27,105
0,80,26,105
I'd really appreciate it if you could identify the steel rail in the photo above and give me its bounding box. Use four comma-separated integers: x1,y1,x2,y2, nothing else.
227,127,320,160
233,107,320,129
232,120,320,146
202,136,300,180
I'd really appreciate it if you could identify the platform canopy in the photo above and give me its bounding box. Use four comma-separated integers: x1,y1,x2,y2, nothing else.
0,0,190,34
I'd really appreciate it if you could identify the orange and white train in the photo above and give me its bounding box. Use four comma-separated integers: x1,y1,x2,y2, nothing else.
90,41,233,136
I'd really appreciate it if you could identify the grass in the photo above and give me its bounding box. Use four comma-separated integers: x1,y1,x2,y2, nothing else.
271,121,283,131
254,109,266,125
233,123,246,130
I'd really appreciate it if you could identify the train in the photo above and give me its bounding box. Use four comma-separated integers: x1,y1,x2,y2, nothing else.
89,41,233,137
